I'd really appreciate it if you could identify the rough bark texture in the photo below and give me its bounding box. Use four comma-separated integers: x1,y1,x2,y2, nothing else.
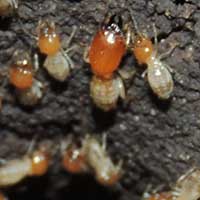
0,0,200,200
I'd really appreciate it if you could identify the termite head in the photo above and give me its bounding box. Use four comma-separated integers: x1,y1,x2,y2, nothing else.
30,148,49,176
44,51,71,81
37,20,61,55
88,13,125,79
62,145,88,174
133,34,154,65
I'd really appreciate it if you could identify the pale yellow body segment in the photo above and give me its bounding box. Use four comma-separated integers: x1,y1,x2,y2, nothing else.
17,79,44,106
44,51,72,81
147,54,173,99
90,75,125,111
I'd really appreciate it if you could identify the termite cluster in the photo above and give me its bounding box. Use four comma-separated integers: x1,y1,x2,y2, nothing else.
61,134,122,186
0,134,122,199
0,0,178,111
0,0,76,106
1,133,200,200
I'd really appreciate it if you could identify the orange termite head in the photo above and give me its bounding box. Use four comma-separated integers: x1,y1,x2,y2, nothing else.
62,145,87,174
9,50,33,90
37,20,61,56
30,149,49,176
133,34,154,65
96,170,121,186
89,14,126,79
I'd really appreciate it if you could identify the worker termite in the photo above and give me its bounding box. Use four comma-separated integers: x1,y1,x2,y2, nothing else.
9,50,33,90
0,145,49,187
128,12,176,99
37,20,61,56
85,14,126,111
43,27,76,81
0,0,18,16
17,79,44,106
37,20,76,81
82,134,122,186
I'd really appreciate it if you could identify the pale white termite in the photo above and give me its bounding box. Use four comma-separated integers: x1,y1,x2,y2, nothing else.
43,49,74,81
0,148,49,187
82,134,122,186
129,11,176,99
90,75,125,111
17,79,44,106
0,0,18,16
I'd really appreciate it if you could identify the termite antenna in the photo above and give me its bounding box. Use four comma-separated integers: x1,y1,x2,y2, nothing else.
152,23,158,56
102,132,107,151
26,135,38,156
105,0,113,15
63,26,77,50
12,0,18,10
127,7,140,36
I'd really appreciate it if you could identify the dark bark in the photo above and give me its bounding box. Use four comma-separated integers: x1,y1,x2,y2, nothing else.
0,0,200,200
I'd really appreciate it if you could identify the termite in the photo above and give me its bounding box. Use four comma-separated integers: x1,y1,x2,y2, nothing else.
0,145,49,187
82,134,122,186
128,11,176,99
172,168,200,200
85,14,126,110
38,20,76,81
